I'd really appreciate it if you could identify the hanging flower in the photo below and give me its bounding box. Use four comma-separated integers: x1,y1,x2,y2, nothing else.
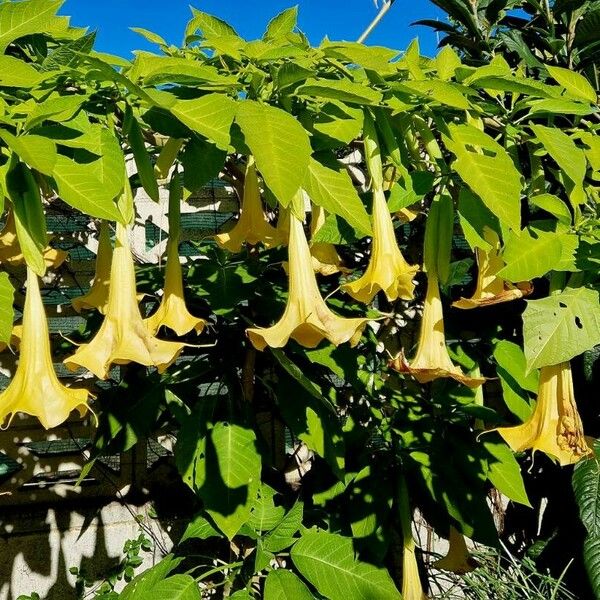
145,237,206,337
390,274,485,387
495,361,591,466
246,213,369,350
72,221,113,314
215,157,283,252
453,228,532,309
64,223,184,380
433,527,477,574
0,210,67,268
0,267,89,429
402,533,429,600
309,204,349,276
342,188,417,303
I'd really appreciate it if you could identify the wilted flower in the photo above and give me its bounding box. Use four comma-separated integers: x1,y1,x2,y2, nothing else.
343,187,417,303
0,267,89,429
72,221,113,314
64,223,184,379
390,274,485,387
145,237,206,336
433,527,477,574
496,361,591,466
246,213,369,350
309,204,349,276
0,210,66,268
215,157,283,252
453,229,532,309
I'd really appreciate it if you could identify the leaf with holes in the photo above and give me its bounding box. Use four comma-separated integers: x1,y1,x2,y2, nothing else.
291,530,401,600
523,287,600,371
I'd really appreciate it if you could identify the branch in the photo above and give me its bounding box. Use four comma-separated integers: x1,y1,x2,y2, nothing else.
357,0,397,44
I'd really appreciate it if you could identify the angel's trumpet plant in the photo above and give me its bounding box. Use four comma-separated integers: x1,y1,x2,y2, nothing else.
342,112,418,304
390,274,485,388
215,157,283,252
0,210,66,268
495,361,591,466
145,177,206,336
72,221,113,314
246,210,369,350
309,204,349,276
453,228,532,309
64,222,184,379
433,527,477,574
0,267,89,429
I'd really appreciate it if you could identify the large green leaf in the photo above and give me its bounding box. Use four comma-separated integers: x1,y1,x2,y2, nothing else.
0,131,57,175
0,0,66,52
171,93,237,151
0,272,15,345
291,531,400,600
151,576,201,600
484,439,531,507
304,158,371,236
52,155,124,222
264,570,314,600
498,227,576,281
396,80,470,109
236,100,311,207
126,109,159,202
185,8,238,40
546,65,596,104
120,556,184,600
523,287,600,371
0,55,44,88
445,124,521,231
263,6,298,39
297,79,383,105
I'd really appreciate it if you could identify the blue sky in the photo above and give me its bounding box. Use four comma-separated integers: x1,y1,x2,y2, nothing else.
61,1,445,58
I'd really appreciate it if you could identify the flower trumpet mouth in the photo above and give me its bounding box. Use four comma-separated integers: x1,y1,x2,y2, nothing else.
0,210,67,269
0,267,89,429
145,237,206,337
246,213,369,350
390,274,485,388
342,188,417,304
215,157,283,252
72,221,113,314
453,229,532,309
64,223,184,380
433,527,477,574
495,361,591,466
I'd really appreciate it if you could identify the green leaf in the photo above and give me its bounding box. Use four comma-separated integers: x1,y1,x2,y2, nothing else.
312,102,363,145
530,124,586,188
297,79,383,105
546,65,597,104
321,42,398,73
180,515,221,543
0,131,56,175
236,100,311,207
291,531,401,600
523,287,600,371
181,138,226,193
304,158,371,236
457,188,499,251
264,6,298,39
264,570,314,600
484,440,531,507
583,536,600,598
263,501,304,552
171,93,237,151
247,484,286,532
0,55,44,88
0,272,15,345
130,27,169,47
126,110,159,202
185,8,238,40
498,227,576,281
396,80,470,109
0,0,66,53
120,556,184,600
52,155,124,222
529,193,571,225
151,576,201,600
435,45,461,80
445,124,521,231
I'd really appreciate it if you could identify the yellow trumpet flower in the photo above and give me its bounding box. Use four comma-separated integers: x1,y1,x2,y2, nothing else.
390,274,485,387
0,267,89,429
433,527,477,574
72,221,113,314
402,534,429,600
309,204,349,276
145,237,206,336
0,210,67,268
453,229,532,309
215,157,283,252
496,362,591,466
246,213,369,350
64,223,184,380
342,188,417,303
